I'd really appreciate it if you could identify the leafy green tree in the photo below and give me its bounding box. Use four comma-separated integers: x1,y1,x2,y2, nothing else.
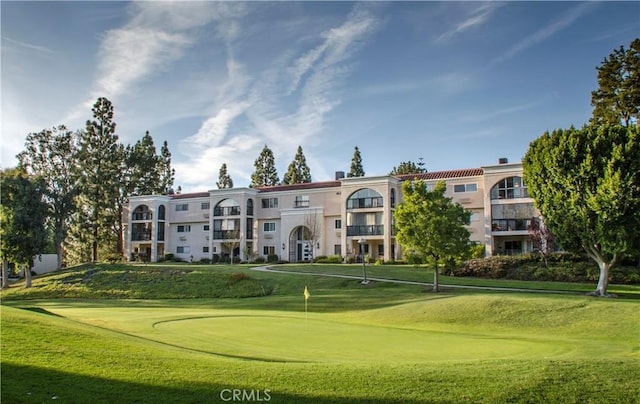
523,124,640,296
591,38,640,126
250,144,279,187
73,97,122,262
390,160,427,175
17,125,78,270
395,180,471,292
283,145,312,184
217,163,234,189
347,146,365,177
0,168,48,288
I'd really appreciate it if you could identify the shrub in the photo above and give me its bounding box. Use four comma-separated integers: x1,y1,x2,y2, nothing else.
346,256,355,264
267,254,279,263
212,254,220,264
407,253,423,266
164,253,174,261
199,258,212,264
253,257,265,264
315,255,343,264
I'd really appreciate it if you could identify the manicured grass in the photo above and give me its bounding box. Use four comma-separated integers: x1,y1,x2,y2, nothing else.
2,263,639,403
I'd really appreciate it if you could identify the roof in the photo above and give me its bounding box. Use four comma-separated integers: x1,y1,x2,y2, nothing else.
255,181,342,193
396,168,483,181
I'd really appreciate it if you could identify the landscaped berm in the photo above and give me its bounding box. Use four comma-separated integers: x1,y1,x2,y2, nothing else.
2,263,639,403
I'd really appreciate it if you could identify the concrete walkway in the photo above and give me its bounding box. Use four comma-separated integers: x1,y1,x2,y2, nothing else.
250,265,575,295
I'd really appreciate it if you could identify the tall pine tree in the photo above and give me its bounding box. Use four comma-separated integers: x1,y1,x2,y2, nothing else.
217,163,234,189
283,145,312,184
72,97,122,262
158,140,175,194
347,146,365,177
250,145,279,187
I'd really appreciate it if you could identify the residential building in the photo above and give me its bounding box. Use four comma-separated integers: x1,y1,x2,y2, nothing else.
123,159,537,262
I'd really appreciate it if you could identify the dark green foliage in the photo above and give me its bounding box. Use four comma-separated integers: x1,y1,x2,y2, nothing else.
591,38,640,126
389,160,427,175
313,255,343,263
250,145,279,187
267,254,279,263
523,124,640,295
347,146,365,177
0,168,49,288
158,140,175,194
17,125,78,270
216,163,234,189
282,145,312,184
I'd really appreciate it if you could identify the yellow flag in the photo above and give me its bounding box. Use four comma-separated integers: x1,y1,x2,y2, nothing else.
304,286,310,300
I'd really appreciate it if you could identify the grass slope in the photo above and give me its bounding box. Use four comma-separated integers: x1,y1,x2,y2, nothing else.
2,264,639,403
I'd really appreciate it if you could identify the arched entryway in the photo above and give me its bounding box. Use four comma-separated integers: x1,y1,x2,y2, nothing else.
288,226,313,262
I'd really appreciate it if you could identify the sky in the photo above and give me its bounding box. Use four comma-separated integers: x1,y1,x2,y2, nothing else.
2,1,639,192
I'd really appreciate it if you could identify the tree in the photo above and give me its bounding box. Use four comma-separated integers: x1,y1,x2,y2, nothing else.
523,124,640,296
283,145,312,184
390,160,427,175
127,131,160,196
250,144,279,187
0,168,49,288
347,146,365,177
74,97,122,262
217,163,234,189
158,140,175,194
591,38,640,127
304,212,322,262
222,228,241,264
527,217,555,268
17,125,78,270
394,180,471,292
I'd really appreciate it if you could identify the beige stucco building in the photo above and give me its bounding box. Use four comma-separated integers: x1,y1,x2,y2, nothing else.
123,159,536,263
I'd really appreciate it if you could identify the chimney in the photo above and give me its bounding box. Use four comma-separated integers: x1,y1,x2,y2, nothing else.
335,171,345,180
498,157,508,164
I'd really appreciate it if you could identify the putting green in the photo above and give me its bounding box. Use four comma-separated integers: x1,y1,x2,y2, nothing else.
152,314,569,363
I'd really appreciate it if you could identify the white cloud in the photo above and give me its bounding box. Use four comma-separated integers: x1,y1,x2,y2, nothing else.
436,2,502,42
2,37,54,54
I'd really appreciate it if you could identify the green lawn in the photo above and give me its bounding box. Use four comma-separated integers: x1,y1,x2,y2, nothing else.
2,263,639,403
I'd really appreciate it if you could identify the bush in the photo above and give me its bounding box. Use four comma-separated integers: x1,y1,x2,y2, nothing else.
212,254,220,264
253,257,265,264
199,258,212,264
164,253,174,261
407,253,423,266
315,255,343,264
345,256,355,264
267,254,279,263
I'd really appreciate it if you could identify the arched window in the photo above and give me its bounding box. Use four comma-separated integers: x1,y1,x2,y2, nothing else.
158,205,166,221
247,199,254,216
214,199,241,216
132,205,152,220
490,177,529,200
390,189,396,208
347,188,383,209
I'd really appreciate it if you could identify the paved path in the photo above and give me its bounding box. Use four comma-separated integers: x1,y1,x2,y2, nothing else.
250,265,575,295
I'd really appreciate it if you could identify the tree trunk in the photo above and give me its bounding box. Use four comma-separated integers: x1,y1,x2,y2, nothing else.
1,258,9,289
595,260,610,297
24,263,32,288
433,257,439,292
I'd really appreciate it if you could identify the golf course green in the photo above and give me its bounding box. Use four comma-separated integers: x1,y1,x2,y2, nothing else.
1,263,639,403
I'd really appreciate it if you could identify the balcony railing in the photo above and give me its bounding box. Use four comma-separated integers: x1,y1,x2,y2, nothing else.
347,197,383,210
132,231,152,241
214,206,241,216
346,225,384,236
491,219,531,232
213,230,240,240
132,212,152,221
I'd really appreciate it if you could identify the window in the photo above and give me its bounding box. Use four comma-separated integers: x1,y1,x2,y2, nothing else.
390,189,396,208
263,246,275,255
261,198,278,208
203,225,210,231
335,219,342,229
176,246,190,254
454,183,478,193
176,204,188,211
247,199,254,216
203,246,209,253
132,205,152,221
491,177,529,200
334,245,342,255
347,188,383,209
214,199,240,216
177,225,191,232
263,222,276,232
201,202,210,210
377,244,384,256
294,195,309,208
158,205,166,220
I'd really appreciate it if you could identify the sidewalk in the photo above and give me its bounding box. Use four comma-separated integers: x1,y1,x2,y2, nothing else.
250,265,574,295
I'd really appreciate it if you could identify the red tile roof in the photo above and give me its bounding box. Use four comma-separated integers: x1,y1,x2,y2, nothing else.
396,168,483,181
256,181,342,193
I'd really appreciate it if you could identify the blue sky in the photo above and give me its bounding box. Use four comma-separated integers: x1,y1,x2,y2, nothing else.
2,1,638,192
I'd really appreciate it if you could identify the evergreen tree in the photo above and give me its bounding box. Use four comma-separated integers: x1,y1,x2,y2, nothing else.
389,160,427,175
217,163,234,189
158,140,175,194
591,38,640,126
17,125,78,270
0,168,48,288
283,145,312,184
128,131,160,196
347,146,365,177
73,97,122,262
250,144,279,187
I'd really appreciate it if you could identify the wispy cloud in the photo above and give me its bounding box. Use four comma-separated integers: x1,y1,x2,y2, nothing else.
436,2,502,42
2,36,54,54
492,2,598,65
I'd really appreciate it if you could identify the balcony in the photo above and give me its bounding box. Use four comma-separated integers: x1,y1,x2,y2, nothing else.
347,225,384,236
214,206,241,216
491,219,531,232
132,212,152,221
132,231,152,241
213,230,240,240
347,197,383,210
